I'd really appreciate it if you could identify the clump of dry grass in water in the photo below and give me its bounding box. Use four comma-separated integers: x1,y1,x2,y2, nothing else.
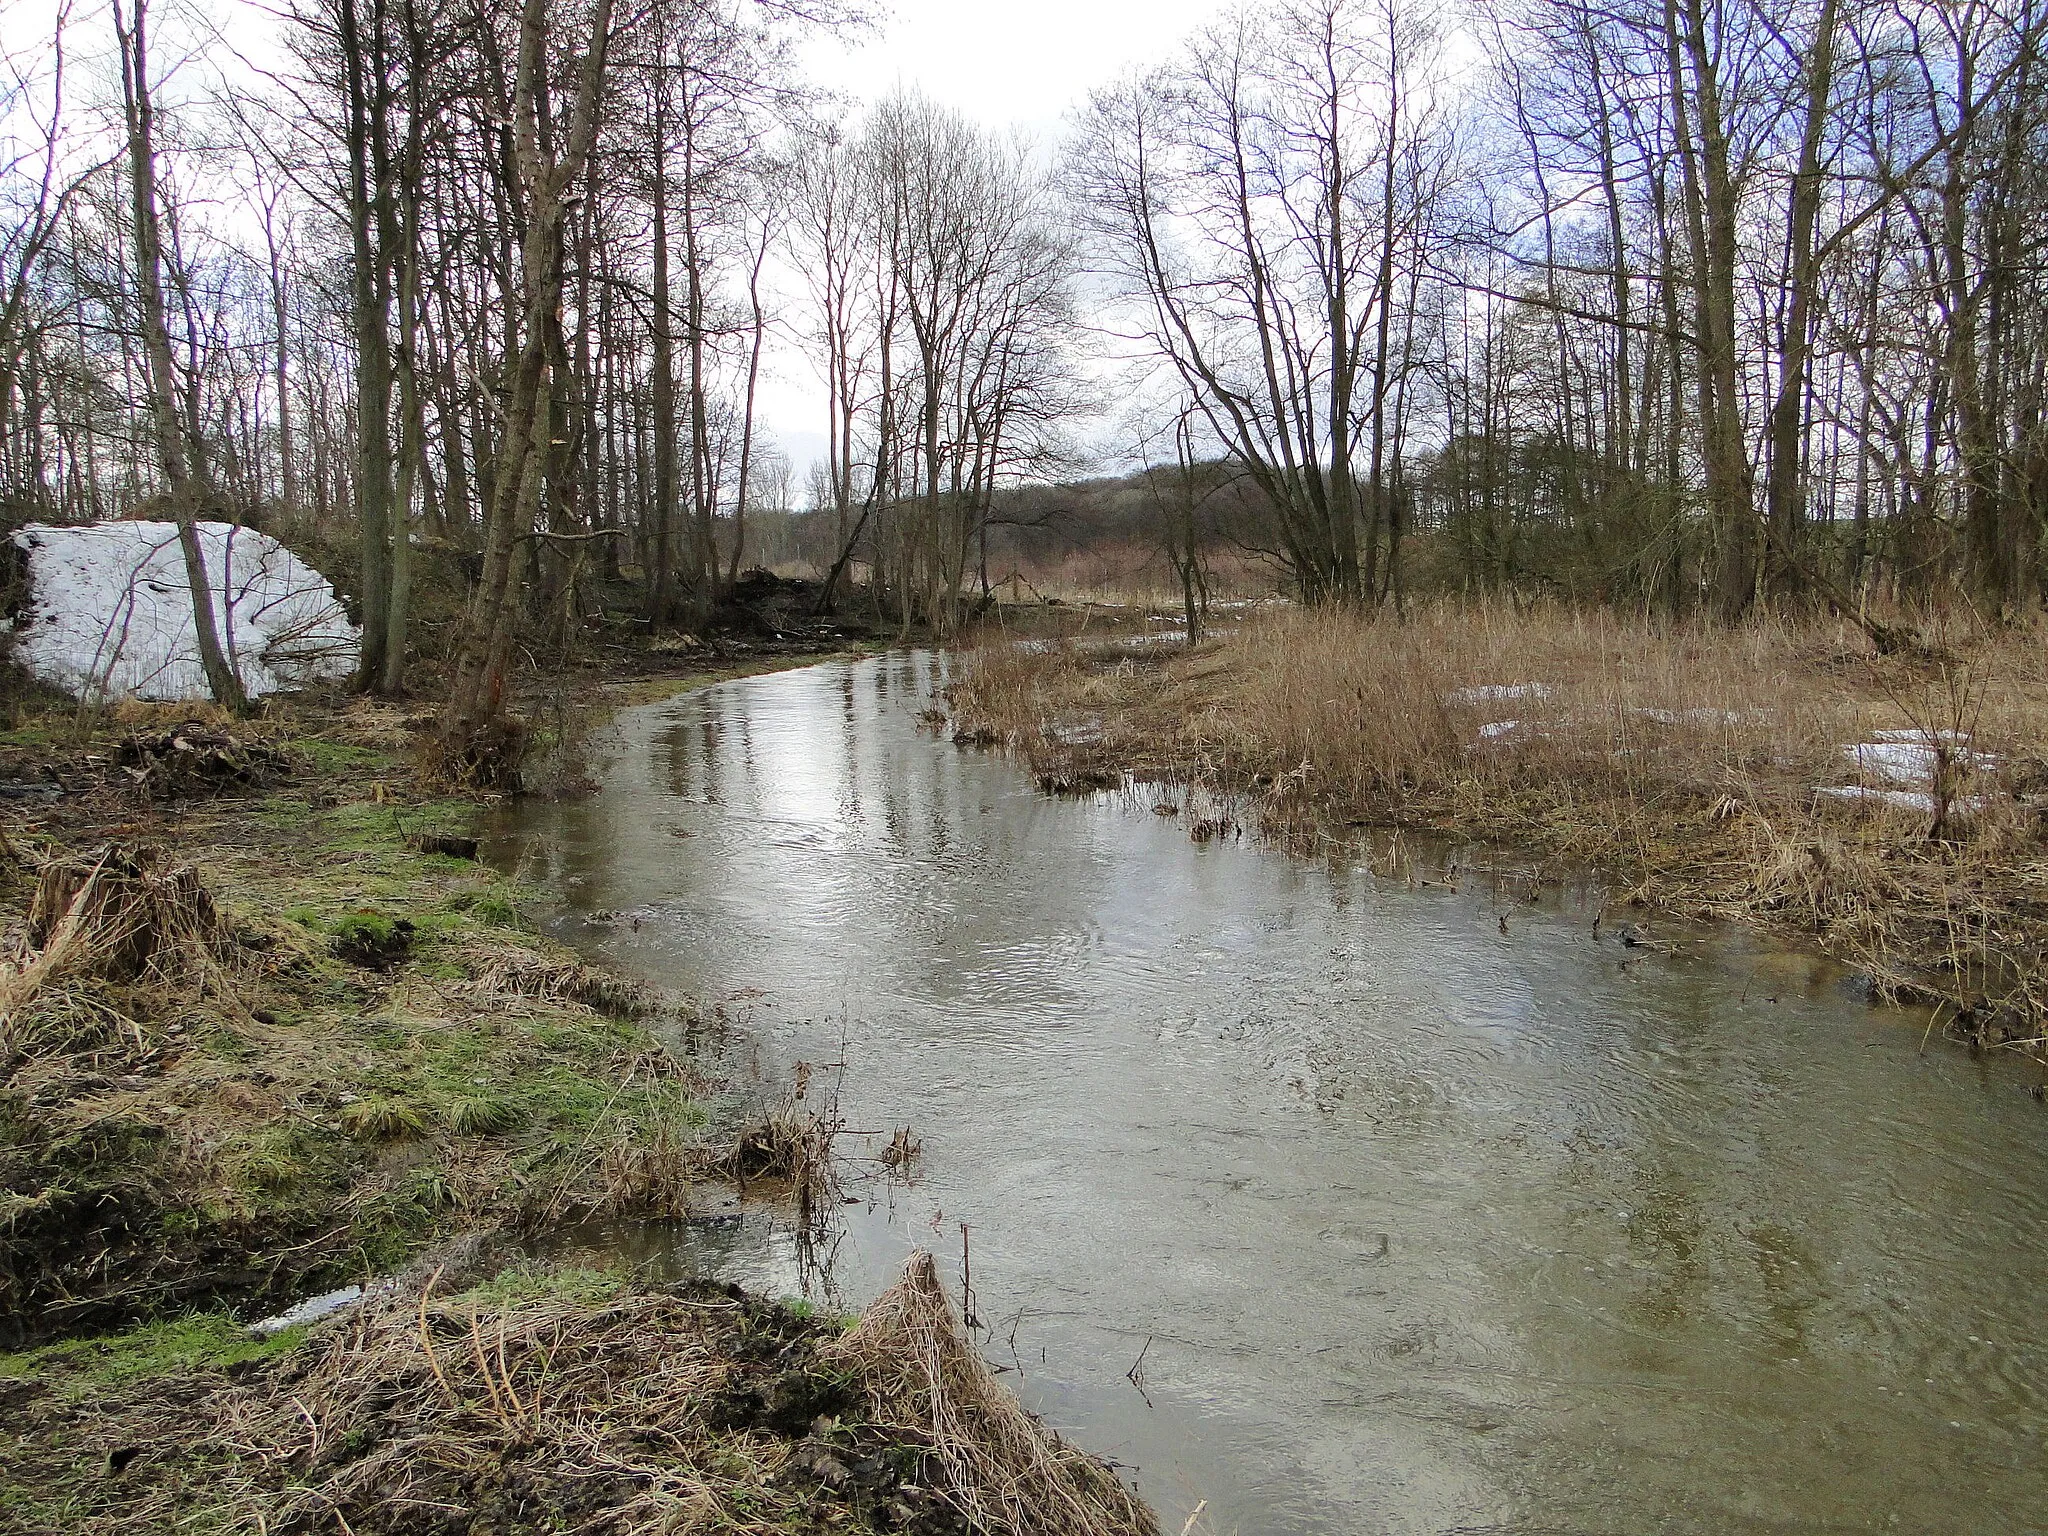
719,1063,842,1223
828,1251,1159,1536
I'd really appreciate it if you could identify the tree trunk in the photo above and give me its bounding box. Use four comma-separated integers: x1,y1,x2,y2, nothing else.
113,0,246,714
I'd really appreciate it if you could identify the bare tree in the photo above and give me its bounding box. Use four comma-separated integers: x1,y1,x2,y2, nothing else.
111,0,246,711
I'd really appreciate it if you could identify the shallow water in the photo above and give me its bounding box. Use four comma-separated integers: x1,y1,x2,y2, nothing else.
492,651,2048,1536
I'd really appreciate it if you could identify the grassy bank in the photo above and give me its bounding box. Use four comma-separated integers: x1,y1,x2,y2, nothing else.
1,649,1158,1534
0,690,723,1343
955,603,2048,1060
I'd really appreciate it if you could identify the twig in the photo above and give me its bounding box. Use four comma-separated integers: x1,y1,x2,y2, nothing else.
416,1266,457,1405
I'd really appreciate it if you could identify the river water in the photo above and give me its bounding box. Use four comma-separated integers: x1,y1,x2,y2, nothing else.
492,651,2048,1536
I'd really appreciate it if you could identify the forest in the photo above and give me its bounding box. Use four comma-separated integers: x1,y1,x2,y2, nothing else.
1,0,2045,721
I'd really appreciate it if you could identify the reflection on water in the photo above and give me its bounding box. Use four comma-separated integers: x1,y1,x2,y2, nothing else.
493,651,2048,1536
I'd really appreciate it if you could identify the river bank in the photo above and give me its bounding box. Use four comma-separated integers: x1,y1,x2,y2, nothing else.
485,648,2048,1534
0,645,1157,1536
952,602,2048,1066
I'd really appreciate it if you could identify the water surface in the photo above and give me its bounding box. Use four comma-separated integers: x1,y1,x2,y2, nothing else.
494,651,2048,1536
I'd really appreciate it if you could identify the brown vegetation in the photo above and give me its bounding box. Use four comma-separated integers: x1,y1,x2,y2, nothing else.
1,1251,1156,1536
956,604,2048,1054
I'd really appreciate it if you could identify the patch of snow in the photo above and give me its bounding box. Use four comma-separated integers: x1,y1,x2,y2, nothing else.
9,521,359,701
1815,785,1990,816
1871,727,1967,744
1089,631,1187,649
1842,739,1996,785
1478,719,1522,739
1449,682,1552,706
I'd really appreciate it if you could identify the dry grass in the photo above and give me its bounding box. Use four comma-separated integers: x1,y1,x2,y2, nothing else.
829,1252,1159,1536
718,1065,844,1223
955,601,2048,1047
1,843,245,1043
453,939,652,1017
2,1253,1157,1536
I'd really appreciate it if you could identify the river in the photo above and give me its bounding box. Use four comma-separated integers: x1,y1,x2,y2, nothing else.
491,650,2048,1536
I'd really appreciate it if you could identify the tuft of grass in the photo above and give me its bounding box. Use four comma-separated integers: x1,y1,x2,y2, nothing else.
338,1095,430,1142
443,1092,523,1136
460,1262,628,1309
471,891,521,927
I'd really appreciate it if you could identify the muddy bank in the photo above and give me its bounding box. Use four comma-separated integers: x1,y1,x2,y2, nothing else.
950,608,2048,1067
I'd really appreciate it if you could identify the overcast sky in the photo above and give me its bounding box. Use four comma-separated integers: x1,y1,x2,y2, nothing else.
756,0,1232,483
799,0,1228,137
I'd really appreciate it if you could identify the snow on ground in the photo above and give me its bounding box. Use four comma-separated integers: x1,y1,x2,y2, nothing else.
8,521,360,701
1841,736,1997,785
1813,784,1992,817
1816,726,1997,817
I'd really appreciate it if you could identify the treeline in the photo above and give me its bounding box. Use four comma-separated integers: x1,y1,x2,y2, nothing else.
1,0,2045,740
1074,0,2048,620
0,0,1078,749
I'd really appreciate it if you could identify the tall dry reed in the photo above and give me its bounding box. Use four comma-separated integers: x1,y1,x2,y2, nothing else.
955,601,2048,1042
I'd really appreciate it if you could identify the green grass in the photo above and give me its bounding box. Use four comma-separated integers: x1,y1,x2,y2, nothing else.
460,1263,629,1309
0,1313,308,1390
295,739,390,776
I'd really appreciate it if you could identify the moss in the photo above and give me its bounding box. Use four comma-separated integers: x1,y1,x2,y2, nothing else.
329,910,416,968
295,739,389,776
459,1262,628,1309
